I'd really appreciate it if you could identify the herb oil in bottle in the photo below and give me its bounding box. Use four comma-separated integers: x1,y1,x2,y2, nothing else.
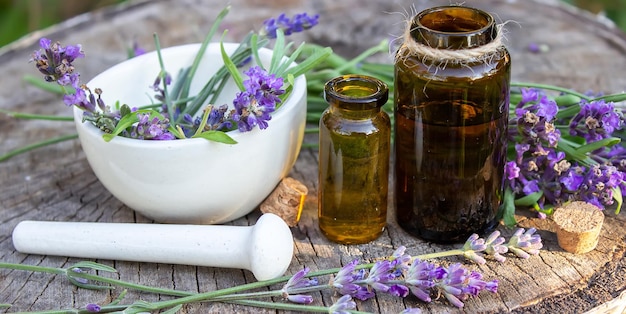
318,75,391,244
394,6,511,243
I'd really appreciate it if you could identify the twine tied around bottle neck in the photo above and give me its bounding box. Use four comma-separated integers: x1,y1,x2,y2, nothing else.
395,21,507,68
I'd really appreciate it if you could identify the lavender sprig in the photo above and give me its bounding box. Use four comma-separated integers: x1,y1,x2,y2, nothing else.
504,84,626,222
23,7,329,145
0,228,542,313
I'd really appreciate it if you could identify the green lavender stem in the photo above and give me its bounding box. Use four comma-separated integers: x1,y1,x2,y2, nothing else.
510,81,591,100
0,133,78,162
0,244,473,313
0,109,74,121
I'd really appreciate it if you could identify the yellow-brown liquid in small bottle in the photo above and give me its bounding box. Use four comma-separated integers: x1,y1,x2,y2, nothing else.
318,75,390,244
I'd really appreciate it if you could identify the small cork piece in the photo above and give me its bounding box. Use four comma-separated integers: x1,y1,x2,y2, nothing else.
260,177,308,227
552,201,604,254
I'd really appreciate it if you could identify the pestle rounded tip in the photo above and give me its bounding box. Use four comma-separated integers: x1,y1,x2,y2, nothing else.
248,213,294,281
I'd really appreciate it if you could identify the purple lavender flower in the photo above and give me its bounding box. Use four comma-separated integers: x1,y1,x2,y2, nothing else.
151,72,173,105
195,104,233,132
330,260,375,301
30,38,84,85
436,264,467,308
461,234,487,264
583,164,623,208
505,161,521,181
506,228,543,259
569,99,623,142
85,303,101,312
262,12,319,38
435,263,498,308
404,260,439,303
507,89,572,211
328,295,356,314
527,43,540,53
283,267,318,290
363,260,396,293
484,230,508,263
281,267,316,304
389,245,412,276
232,66,284,132
388,284,410,297
128,113,175,140
133,40,146,57
69,268,89,284
331,259,362,296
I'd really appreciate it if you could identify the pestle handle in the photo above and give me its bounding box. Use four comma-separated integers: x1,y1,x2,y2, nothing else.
11,213,294,281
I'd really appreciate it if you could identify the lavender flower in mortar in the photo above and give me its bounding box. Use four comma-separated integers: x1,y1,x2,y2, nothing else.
232,66,285,131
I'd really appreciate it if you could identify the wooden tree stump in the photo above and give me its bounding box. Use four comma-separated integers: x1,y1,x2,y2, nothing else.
1,0,626,313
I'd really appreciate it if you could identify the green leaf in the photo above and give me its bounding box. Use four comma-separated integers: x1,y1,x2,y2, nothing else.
250,33,264,70
70,261,118,273
119,104,132,117
284,47,333,78
169,125,187,139
556,102,581,119
130,300,158,311
269,28,286,74
553,94,582,107
273,42,305,77
179,6,231,100
153,34,174,118
193,105,213,137
193,130,238,144
514,191,543,207
0,108,73,121
575,137,620,154
168,67,191,102
499,187,518,227
67,277,114,291
511,82,591,101
220,33,245,91
109,289,128,306
509,93,522,106
335,39,388,73
613,186,623,215
161,305,184,314
591,92,626,103
102,109,159,142
0,133,78,162
557,138,596,167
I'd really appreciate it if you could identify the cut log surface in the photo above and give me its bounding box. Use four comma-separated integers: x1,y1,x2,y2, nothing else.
1,0,626,313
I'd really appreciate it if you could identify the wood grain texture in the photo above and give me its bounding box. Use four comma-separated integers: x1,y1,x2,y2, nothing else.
1,0,626,313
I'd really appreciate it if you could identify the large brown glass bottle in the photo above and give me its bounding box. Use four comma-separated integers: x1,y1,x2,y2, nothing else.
319,75,390,244
394,6,511,243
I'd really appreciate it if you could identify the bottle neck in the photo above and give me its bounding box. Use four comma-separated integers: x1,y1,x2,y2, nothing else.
328,106,381,120
410,6,497,50
324,75,388,119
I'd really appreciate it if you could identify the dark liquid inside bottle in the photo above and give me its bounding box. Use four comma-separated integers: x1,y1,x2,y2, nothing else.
393,5,511,243
395,100,506,243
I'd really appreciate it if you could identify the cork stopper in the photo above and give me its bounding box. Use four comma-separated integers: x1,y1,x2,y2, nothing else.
260,177,308,227
552,201,604,254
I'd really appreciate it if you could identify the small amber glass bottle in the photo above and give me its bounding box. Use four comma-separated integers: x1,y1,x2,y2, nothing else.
394,6,511,243
319,75,390,244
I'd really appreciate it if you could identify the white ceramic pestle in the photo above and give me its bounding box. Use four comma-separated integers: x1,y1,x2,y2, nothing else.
11,213,294,281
